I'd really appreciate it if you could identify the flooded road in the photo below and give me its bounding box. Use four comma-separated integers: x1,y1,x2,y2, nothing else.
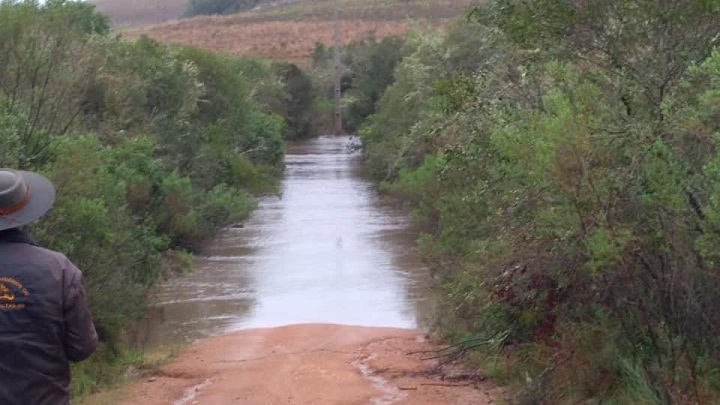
138,136,431,349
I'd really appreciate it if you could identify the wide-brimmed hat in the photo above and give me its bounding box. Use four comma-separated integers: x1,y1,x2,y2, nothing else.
0,169,56,232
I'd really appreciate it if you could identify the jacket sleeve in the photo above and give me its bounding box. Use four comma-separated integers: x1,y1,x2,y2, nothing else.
62,262,99,362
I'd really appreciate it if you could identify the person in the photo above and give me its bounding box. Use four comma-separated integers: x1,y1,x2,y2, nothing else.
0,168,98,405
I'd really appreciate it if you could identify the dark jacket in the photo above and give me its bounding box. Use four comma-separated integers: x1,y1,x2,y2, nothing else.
0,229,98,405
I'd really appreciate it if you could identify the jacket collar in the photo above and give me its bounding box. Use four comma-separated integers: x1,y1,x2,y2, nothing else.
0,228,38,245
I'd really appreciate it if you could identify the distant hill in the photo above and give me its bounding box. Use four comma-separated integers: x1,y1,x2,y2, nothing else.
123,0,474,63
89,0,319,27
90,0,188,26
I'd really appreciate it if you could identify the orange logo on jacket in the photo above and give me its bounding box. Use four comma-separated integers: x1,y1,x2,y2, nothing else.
0,277,29,310
0,284,14,301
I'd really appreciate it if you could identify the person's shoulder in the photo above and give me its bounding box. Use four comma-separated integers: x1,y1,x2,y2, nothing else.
25,245,78,273
26,244,64,259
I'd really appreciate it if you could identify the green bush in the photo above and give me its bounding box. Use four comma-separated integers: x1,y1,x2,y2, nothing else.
359,1,720,402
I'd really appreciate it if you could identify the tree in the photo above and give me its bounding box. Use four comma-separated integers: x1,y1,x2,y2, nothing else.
343,36,404,132
276,62,314,140
0,0,108,167
489,0,720,116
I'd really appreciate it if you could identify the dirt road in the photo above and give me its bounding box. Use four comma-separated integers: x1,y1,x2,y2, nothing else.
112,324,501,405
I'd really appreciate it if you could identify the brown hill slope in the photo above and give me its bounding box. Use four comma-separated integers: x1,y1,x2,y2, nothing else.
125,0,473,63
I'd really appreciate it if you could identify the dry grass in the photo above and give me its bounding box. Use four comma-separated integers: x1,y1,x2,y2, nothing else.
129,19,412,62
124,0,472,62
90,0,188,26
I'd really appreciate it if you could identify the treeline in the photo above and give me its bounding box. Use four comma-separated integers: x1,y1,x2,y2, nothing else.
184,0,259,17
359,0,720,403
0,0,299,396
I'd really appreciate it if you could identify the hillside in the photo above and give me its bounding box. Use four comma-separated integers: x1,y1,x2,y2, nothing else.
90,0,188,26
122,0,474,63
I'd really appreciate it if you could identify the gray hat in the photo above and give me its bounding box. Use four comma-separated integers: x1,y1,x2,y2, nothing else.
0,169,56,231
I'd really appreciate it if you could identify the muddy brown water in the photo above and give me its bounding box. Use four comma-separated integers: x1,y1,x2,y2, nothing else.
135,136,432,350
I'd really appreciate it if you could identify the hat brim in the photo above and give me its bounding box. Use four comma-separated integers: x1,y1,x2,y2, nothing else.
0,171,56,232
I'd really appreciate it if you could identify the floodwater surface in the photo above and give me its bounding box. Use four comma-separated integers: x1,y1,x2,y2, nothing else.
137,136,431,349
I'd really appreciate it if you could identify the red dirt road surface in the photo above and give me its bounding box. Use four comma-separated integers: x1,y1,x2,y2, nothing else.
117,324,502,405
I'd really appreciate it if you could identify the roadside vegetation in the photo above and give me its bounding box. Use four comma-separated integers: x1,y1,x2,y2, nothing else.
359,0,720,403
0,0,304,398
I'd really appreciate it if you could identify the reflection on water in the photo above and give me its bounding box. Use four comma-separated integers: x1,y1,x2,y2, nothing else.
137,136,431,349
